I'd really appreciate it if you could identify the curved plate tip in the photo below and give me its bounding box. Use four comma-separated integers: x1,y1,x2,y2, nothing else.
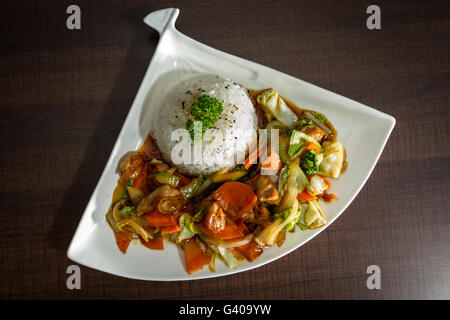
143,8,180,34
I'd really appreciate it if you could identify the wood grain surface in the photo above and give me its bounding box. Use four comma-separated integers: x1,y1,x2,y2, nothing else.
0,0,449,299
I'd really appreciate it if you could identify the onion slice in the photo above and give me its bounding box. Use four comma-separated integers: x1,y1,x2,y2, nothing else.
116,219,149,242
205,233,253,248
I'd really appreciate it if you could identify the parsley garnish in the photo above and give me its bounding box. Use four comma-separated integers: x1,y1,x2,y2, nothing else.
186,94,223,139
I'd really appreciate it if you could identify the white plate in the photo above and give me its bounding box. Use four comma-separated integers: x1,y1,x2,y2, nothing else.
67,8,395,281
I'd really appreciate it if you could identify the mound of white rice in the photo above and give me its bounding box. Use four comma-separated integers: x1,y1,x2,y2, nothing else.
152,74,258,176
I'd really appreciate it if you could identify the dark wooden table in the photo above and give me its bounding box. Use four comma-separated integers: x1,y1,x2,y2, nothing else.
1,0,449,300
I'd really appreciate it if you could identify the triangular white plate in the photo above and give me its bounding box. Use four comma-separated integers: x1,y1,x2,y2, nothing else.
67,8,395,281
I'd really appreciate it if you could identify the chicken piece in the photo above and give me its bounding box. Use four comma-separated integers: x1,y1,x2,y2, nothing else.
251,204,272,228
137,185,181,215
300,125,326,142
256,176,281,205
205,202,226,233
157,196,188,214
119,152,145,179
254,203,271,222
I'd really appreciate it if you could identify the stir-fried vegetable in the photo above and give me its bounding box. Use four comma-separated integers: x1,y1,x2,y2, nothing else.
307,174,330,196
127,186,145,206
303,111,332,135
141,235,164,250
265,120,289,137
153,172,180,187
114,231,132,254
145,211,178,227
277,159,303,211
272,206,300,231
277,164,290,196
196,217,244,239
212,170,247,183
296,166,310,193
112,179,128,206
118,206,136,218
278,133,291,164
244,139,266,170
293,119,314,130
288,130,321,159
161,224,180,235
180,175,205,198
319,141,345,178
205,234,254,248
255,200,299,246
116,219,150,242
256,89,299,127
200,235,245,269
216,247,245,269
235,241,263,262
177,213,198,243
212,182,257,221
298,189,316,201
300,200,327,229
300,149,321,175
184,238,211,274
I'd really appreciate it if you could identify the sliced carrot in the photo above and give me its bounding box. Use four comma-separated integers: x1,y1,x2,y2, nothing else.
196,218,244,240
160,224,180,235
305,142,319,154
243,139,257,170
261,150,283,171
145,211,178,227
114,231,132,254
140,235,164,250
244,140,266,170
184,238,211,274
298,189,316,201
236,240,263,262
212,181,257,220
235,218,250,234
